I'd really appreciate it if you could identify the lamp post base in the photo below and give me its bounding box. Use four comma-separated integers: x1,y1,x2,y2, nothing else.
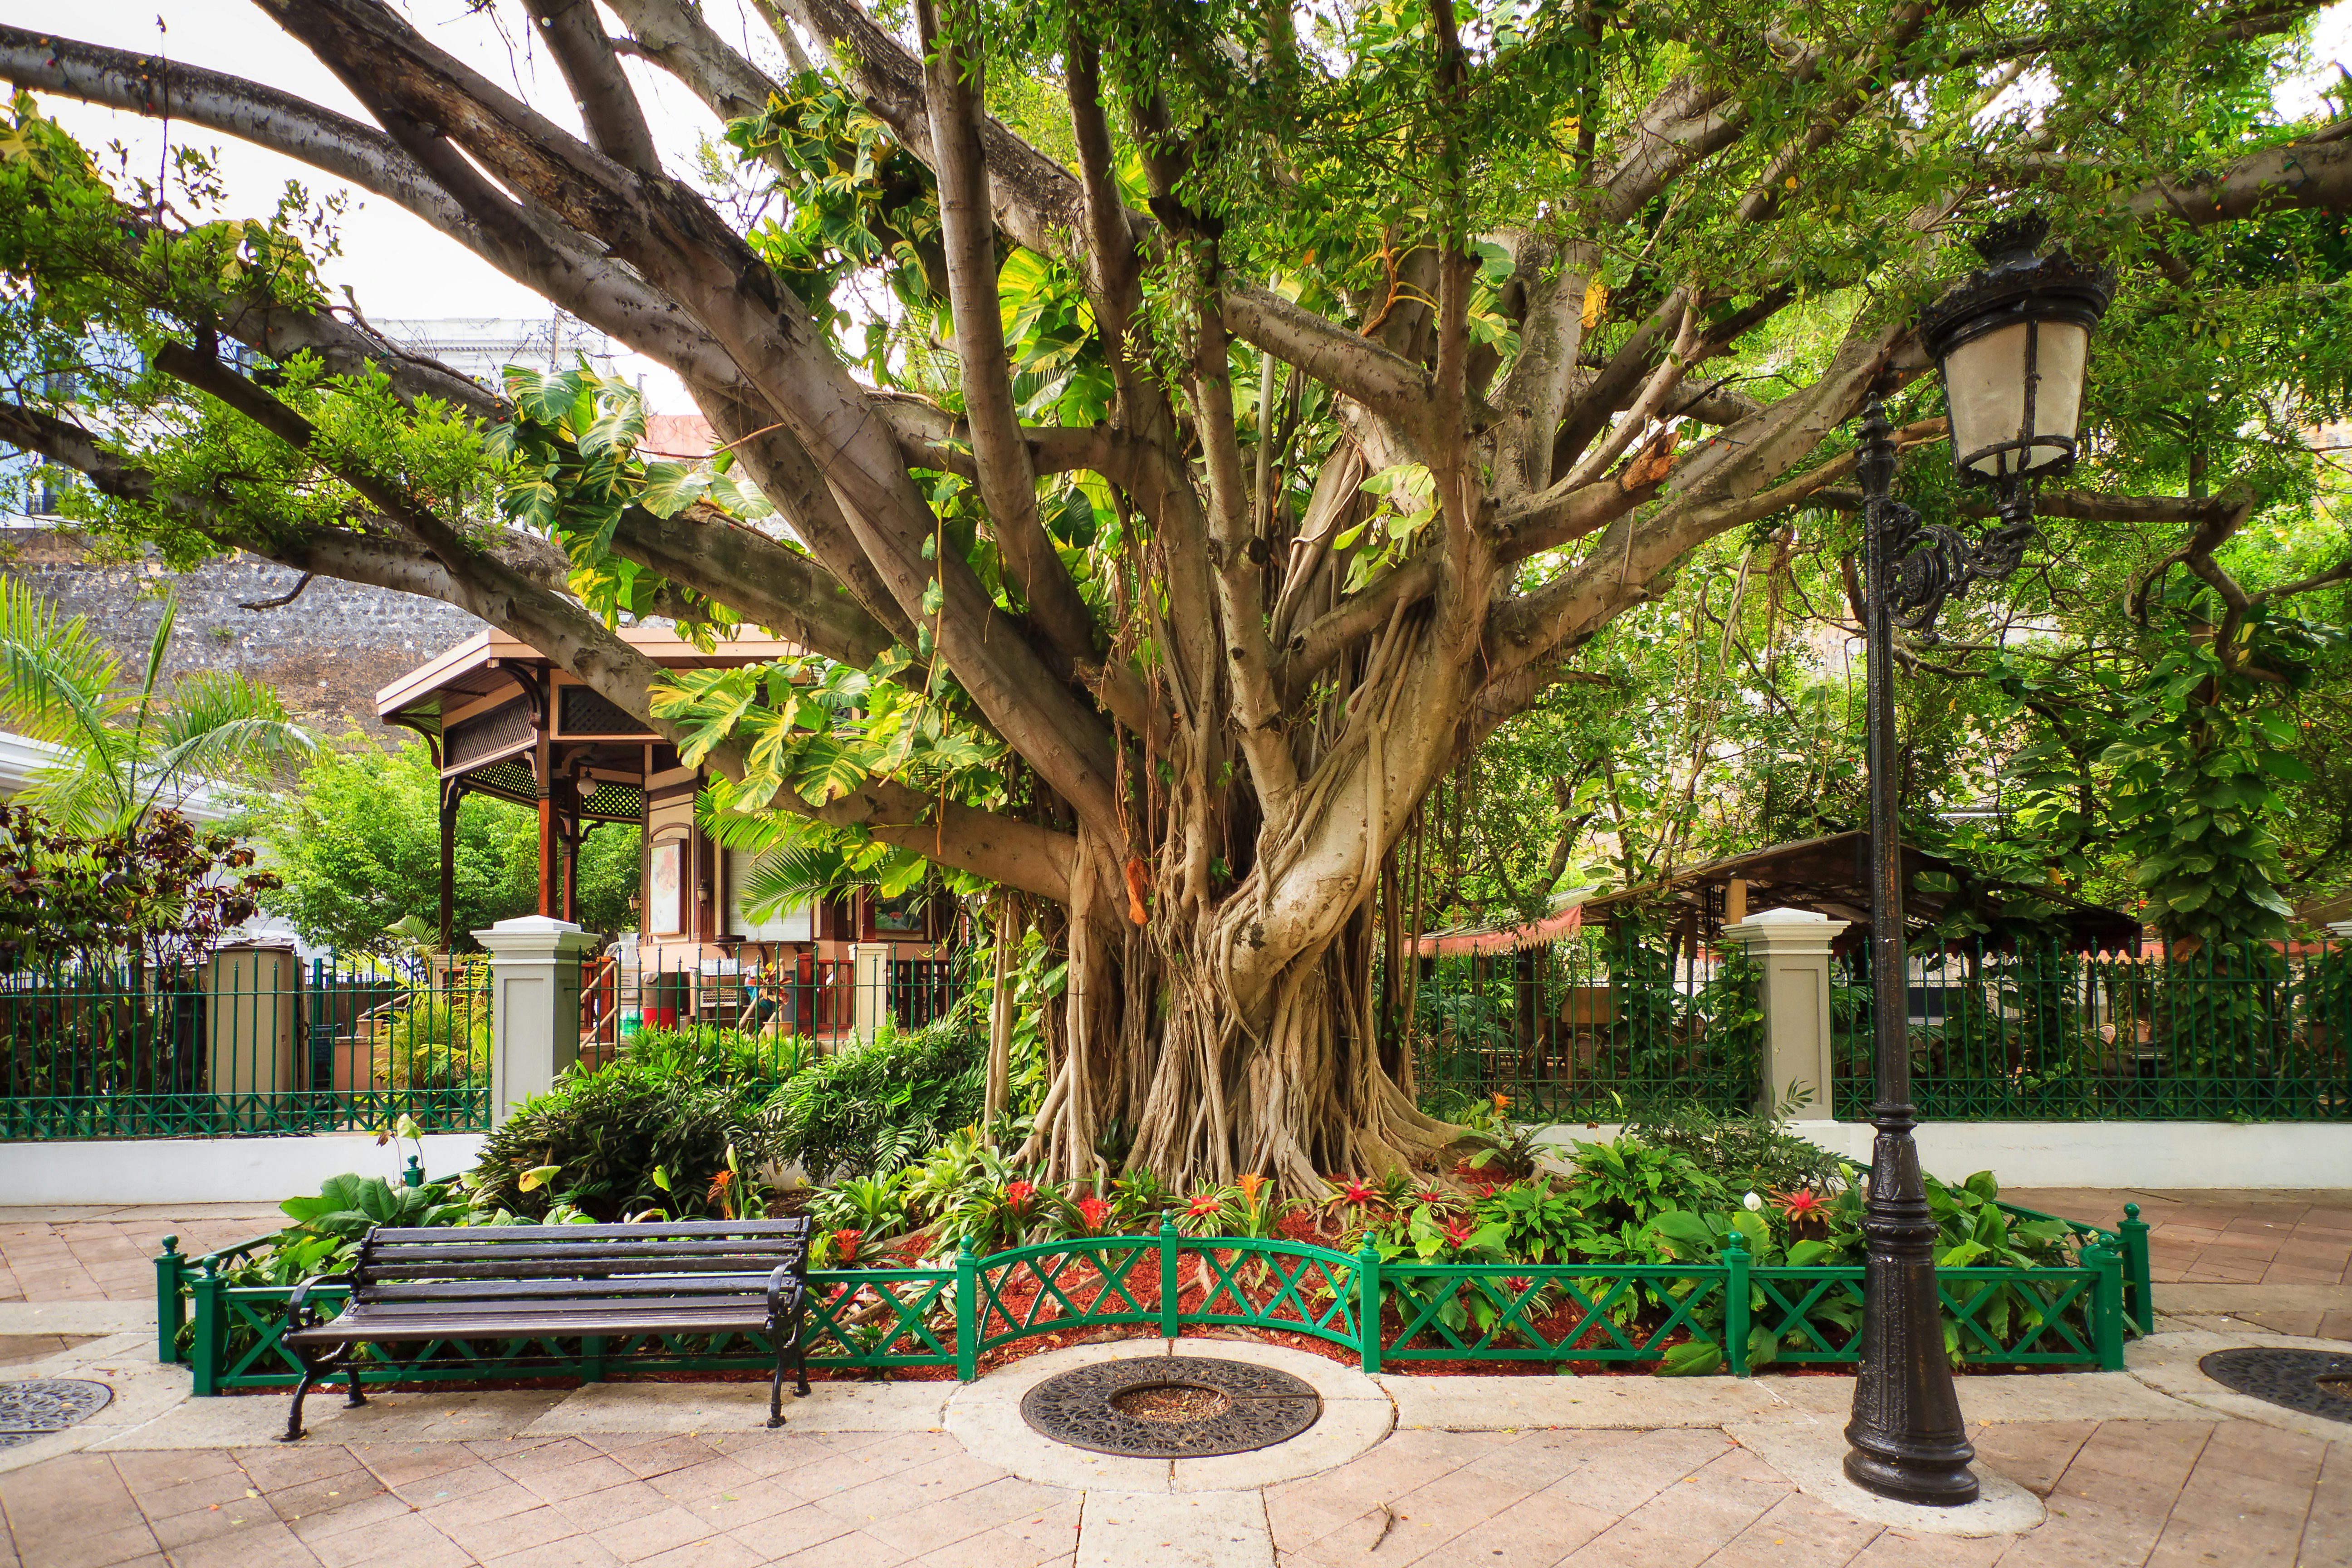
1842,1440,1981,1507
1843,1113,1978,1506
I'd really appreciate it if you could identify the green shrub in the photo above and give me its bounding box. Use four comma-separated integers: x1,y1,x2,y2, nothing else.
762,1017,985,1182
1618,1092,1855,1198
468,1060,773,1220
626,1024,810,1087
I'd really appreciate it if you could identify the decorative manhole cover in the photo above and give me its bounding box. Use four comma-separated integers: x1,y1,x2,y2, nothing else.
1020,1357,1321,1457
0,1379,113,1451
2199,1348,2352,1422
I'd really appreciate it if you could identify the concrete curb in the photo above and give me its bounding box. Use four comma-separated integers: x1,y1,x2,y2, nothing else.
2125,1328,2352,1446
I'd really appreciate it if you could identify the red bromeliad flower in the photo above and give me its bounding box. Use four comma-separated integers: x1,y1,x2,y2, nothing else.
831,1229,863,1264
1503,1276,1534,1297
1002,1180,1038,1214
1772,1189,1830,1222
1334,1178,1378,1207
1442,1215,1475,1249
1186,1192,1225,1219
1076,1195,1114,1233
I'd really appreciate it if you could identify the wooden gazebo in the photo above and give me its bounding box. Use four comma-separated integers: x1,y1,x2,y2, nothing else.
375,628,805,947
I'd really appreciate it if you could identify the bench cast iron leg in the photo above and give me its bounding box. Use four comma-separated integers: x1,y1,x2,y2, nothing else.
282,1362,318,1442
345,1362,368,1408
768,1355,786,1429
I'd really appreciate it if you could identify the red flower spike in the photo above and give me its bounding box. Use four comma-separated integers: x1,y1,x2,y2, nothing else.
1770,1189,1830,1221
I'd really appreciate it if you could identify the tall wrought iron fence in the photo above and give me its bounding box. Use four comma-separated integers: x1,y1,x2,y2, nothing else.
1830,937,2352,1121
0,955,492,1140
1385,930,1760,1120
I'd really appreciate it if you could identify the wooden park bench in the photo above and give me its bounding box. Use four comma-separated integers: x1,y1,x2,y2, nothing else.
280,1217,813,1441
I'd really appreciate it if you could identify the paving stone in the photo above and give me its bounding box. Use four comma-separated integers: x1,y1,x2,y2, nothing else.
529,1380,951,1436
1074,1488,1271,1567
1376,1372,1779,1430
589,1504,720,1563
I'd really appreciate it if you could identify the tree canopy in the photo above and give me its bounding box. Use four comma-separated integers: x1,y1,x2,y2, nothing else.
0,0,2348,1184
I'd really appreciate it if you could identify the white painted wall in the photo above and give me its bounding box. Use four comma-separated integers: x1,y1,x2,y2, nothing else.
0,1132,486,1206
1531,1120,2352,1189
3,1119,2344,1205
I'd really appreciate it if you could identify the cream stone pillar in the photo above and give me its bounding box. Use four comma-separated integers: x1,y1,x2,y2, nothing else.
1719,906,1852,1119
475,916,600,1123
852,944,889,1042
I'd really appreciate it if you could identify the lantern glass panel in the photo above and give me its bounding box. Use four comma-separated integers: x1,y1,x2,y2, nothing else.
1943,319,2089,479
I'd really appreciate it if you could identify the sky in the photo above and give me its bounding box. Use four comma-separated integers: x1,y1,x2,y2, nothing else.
6,0,2350,418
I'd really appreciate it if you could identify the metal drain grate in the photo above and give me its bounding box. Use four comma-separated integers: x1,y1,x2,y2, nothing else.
2198,1348,2352,1423
1020,1356,1321,1458
0,1379,114,1451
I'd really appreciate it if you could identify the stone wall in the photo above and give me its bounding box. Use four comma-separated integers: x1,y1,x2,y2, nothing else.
0,527,485,733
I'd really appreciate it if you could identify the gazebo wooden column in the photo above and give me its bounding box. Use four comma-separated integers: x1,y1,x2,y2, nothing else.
437,777,466,952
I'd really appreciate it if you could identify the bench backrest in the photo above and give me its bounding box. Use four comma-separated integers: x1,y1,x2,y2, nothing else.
348,1218,812,1308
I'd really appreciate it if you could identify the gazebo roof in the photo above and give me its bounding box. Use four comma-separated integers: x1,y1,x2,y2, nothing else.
1572,830,2143,954
375,627,806,730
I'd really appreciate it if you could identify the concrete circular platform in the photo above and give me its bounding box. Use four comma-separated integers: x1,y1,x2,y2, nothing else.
944,1336,1393,1493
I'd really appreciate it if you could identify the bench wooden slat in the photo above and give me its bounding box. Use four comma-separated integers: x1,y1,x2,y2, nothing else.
357,1274,779,1303
289,1307,771,1343
362,1240,804,1263
340,1294,766,1319
359,1260,796,1284
366,1221,808,1242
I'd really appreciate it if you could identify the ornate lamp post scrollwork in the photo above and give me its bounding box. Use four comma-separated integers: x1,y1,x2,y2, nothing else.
1842,217,2112,1508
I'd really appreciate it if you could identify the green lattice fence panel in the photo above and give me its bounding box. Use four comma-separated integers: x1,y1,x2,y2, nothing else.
973,1238,1161,1354
1184,1240,1361,1349
1376,1262,1728,1364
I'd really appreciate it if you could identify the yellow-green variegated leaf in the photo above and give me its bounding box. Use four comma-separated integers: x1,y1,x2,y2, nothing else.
638,461,711,519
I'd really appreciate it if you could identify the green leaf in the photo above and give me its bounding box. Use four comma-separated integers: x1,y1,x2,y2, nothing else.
638,461,711,519
1657,1339,1723,1376
505,368,585,426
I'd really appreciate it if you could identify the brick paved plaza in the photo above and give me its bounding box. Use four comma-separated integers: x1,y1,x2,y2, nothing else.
2,1194,2347,1568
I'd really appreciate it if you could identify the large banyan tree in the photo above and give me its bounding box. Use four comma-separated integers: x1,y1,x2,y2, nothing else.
1,0,2347,1187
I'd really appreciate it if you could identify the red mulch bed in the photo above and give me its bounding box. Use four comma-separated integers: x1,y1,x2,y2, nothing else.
220,1174,2069,1395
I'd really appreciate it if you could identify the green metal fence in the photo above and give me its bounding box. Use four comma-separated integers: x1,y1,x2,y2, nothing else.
1831,938,2352,1122
157,1210,2137,1395
1388,930,1760,1120
576,951,961,1074
3,957,491,1140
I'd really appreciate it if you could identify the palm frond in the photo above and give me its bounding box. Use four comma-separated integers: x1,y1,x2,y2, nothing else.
127,589,180,758
0,579,126,732
20,760,120,836
738,843,869,921
140,696,314,824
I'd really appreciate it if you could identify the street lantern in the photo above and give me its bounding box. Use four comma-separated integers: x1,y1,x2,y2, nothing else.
1922,214,2115,490
1841,216,2110,1508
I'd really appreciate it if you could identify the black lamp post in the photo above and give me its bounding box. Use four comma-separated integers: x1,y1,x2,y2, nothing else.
1842,215,2111,1507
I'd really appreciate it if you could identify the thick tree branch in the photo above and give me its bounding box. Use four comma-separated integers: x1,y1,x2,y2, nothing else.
766,0,1092,259
604,0,787,124
1220,287,1433,426
0,25,476,240
259,0,1127,842
915,0,1098,680
519,0,664,178
2117,135,2352,227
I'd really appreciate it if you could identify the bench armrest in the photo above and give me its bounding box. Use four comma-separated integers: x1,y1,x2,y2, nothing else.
286,1272,354,1333
766,1264,808,1336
